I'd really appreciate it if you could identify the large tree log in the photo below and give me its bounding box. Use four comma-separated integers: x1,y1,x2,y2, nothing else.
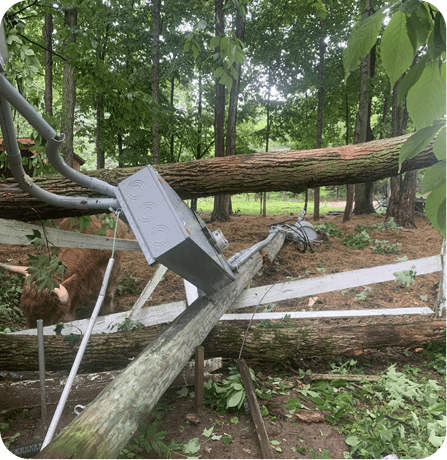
36,232,285,458
0,133,437,222
0,317,444,373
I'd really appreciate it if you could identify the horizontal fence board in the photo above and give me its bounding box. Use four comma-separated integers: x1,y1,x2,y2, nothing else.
233,255,441,309
220,307,434,321
0,218,141,252
10,256,441,336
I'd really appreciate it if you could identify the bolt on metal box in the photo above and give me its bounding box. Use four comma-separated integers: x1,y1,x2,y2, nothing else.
115,165,235,294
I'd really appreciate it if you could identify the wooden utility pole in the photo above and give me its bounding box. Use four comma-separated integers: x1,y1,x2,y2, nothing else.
37,232,285,458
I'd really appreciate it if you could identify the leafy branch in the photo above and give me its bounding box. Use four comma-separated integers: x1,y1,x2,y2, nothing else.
343,0,446,237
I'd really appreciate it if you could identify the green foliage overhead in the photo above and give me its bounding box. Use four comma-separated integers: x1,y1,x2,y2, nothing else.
343,0,446,238
1,0,444,233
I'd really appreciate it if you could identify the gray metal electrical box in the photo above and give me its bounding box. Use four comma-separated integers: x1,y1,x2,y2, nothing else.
115,165,235,294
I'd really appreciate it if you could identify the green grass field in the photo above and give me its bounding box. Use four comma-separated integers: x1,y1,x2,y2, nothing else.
193,193,345,215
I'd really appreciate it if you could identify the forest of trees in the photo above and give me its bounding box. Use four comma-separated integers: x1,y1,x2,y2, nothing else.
0,0,445,233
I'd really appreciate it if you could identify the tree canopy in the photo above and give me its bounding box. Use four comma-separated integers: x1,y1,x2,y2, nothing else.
0,0,445,234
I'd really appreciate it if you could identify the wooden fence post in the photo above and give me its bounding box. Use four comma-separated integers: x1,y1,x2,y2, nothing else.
194,346,204,411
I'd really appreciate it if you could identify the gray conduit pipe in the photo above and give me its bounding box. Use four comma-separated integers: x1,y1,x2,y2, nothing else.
0,95,119,210
0,73,117,198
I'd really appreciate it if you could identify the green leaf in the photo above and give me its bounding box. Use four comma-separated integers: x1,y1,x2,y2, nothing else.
381,10,415,88
406,4,432,53
433,127,446,160
343,12,385,82
400,0,424,15
345,435,360,446
425,183,446,237
220,36,229,51
183,437,201,455
398,123,443,170
209,36,220,49
428,428,445,447
226,389,244,408
213,66,225,79
407,60,446,129
394,268,417,286
202,426,214,438
434,11,446,52
397,53,429,103
421,161,446,194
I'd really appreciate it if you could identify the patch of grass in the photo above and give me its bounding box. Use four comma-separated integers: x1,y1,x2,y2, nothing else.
195,193,344,215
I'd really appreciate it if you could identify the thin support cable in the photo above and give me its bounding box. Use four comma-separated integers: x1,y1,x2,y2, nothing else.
238,281,280,360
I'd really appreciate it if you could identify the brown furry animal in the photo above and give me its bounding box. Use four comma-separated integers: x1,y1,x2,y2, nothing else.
0,215,127,328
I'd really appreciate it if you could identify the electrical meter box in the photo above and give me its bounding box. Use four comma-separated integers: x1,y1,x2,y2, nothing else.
115,165,235,294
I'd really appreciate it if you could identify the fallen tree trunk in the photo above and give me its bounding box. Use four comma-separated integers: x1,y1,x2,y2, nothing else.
36,232,285,458
0,359,223,412
0,133,437,221
1,317,444,373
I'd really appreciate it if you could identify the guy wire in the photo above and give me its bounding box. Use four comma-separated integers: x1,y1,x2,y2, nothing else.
238,280,280,360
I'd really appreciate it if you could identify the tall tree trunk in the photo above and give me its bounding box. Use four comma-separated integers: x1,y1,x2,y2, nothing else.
151,0,161,165
343,92,353,222
170,76,175,163
314,12,325,221
191,74,203,213
94,25,109,170
352,0,376,216
226,6,245,217
96,99,105,169
225,6,245,158
262,58,272,218
60,8,77,168
117,133,124,168
42,13,53,117
211,0,229,222
386,71,418,228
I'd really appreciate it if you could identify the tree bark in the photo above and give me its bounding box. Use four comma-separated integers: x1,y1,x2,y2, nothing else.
36,232,286,458
1,317,444,373
211,0,229,222
60,8,77,168
343,184,355,222
225,6,245,158
0,133,438,222
42,13,53,116
151,0,161,165
386,67,418,228
351,0,376,216
95,98,105,169
314,11,326,221
353,181,375,215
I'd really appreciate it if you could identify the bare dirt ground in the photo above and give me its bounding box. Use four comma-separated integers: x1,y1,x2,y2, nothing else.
0,206,444,458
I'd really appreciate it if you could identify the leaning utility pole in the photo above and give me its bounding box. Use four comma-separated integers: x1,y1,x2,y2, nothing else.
37,232,286,458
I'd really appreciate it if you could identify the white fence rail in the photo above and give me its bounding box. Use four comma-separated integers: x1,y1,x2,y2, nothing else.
11,255,441,336
0,218,141,252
